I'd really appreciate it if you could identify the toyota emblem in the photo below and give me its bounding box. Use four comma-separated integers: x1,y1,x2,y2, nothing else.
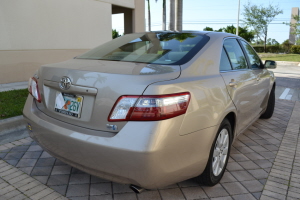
59,76,72,90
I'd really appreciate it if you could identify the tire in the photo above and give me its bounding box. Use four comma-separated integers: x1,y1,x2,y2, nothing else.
195,118,232,186
260,86,275,119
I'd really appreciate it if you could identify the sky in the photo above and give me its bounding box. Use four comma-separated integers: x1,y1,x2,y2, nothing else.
112,0,299,44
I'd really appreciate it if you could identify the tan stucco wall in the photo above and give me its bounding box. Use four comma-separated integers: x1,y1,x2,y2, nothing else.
0,50,88,84
0,0,145,84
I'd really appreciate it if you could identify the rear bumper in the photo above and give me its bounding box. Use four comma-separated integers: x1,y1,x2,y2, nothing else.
23,95,217,189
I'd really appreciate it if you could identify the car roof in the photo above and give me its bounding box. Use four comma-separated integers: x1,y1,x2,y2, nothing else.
139,30,238,38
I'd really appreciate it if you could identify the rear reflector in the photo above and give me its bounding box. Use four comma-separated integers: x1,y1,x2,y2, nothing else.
108,92,190,121
28,77,41,103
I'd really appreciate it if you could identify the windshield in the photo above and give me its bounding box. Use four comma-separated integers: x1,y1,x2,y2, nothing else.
76,32,209,65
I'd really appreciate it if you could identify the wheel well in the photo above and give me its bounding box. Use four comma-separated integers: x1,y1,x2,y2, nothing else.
225,112,236,140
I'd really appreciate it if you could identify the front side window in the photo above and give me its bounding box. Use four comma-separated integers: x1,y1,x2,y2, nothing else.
240,40,262,69
223,39,248,70
77,32,209,65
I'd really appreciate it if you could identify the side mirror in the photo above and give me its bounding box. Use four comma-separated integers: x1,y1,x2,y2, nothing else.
264,60,277,69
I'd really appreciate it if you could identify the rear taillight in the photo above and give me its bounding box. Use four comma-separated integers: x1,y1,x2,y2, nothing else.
108,92,190,121
28,77,41,103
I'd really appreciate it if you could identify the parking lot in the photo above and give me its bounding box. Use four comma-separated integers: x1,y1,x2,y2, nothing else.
0,65,300,200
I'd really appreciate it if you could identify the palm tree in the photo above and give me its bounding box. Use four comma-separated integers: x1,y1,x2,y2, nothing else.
146,0,151,31
162,0,166,30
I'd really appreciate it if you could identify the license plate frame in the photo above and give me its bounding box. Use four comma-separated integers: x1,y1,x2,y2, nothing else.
54,92,83,118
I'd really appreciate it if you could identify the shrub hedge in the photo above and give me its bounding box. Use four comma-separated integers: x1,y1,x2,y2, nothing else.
291,45,300,54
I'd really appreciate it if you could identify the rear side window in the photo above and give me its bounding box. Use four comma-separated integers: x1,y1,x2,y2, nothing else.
240,40,262,69
76,32,210,65
223,39,248,70
220,48,232,71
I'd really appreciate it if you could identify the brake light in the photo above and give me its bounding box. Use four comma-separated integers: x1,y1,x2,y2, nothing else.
108,92,190,121
28,77,41,103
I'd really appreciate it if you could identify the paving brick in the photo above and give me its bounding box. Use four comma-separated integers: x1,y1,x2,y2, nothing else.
114,193,137,200
230,154,250,162
226,162,244,171
237,161,260,170
40,151,53,158
27,145,43,152
18,180,41,192
222,182,248,195
181,186,208,200
50,185,67,196
264,185,287,195
4,152,25,160
1,189,21,199
248,169,269,179
90,183,111,195
33,175,49,184
112,183,134,193
202,184,228,198
16,158,37,167
51,166,71,175
66,184,90,197
69,174,90,185
30,188,54,200
159,188,185,200
8,174,28,184
35,157,56,167
47,174,70,186
262,189,287,199
135,190,160,200
42,192,64,200
252,192,261,200
240,180,264,193
31,166,52,176
232,193,256,200
89,194,113,200
220,172,237,183
231,171,255,181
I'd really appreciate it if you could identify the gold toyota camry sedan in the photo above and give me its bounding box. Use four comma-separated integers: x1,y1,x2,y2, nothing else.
23,31,276,191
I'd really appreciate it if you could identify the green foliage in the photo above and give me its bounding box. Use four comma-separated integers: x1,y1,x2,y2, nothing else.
243,2,283,52
291,45,300,54
258,53,300,62
0,89,28,119
267,38,279,45
112,29,121,39
203,27,214,31
282,39,293,53
223,25,255,42
253,45,283,53
203,25,255,42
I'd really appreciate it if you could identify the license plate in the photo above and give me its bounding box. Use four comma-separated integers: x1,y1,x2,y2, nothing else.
54,92,83,118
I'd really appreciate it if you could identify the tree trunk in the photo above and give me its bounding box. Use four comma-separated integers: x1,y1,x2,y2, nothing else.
148,0,151,31
175,0,183,32
162,0,166,30
169,0,175,31
264,33,267,53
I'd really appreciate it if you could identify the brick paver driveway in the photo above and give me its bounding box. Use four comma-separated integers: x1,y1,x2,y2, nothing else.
0,70,300,200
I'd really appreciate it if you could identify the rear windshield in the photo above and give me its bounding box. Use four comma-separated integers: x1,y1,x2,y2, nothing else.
76,32,209,65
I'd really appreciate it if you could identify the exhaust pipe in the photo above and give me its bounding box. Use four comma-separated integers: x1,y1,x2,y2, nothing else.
130,184,145,193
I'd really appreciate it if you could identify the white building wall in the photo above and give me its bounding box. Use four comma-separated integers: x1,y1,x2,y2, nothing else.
0,0,112,50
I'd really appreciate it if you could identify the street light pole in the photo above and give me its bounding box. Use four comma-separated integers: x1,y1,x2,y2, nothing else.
236,0,240,35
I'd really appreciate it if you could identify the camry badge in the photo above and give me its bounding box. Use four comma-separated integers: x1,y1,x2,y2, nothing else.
59,76,72,90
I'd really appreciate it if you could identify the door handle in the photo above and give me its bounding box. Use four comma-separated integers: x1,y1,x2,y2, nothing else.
229,79,237,87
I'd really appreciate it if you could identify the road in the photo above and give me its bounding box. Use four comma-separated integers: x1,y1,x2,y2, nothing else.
270,64,300,101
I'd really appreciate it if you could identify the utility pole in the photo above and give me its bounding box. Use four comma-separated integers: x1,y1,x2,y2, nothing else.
169,0,175,31
236,0,240,35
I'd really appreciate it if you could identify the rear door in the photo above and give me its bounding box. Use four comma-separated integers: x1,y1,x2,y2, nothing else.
220,38,260,134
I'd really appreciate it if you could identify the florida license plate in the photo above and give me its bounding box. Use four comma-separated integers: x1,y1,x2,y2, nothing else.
54,92,83,118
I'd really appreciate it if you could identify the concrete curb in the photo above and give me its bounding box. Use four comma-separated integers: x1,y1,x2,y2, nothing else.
275,61,300,66
0,115,26,135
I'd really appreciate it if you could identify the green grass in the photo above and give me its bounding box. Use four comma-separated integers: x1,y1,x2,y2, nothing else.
0,89,29,120
258,53,300,62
